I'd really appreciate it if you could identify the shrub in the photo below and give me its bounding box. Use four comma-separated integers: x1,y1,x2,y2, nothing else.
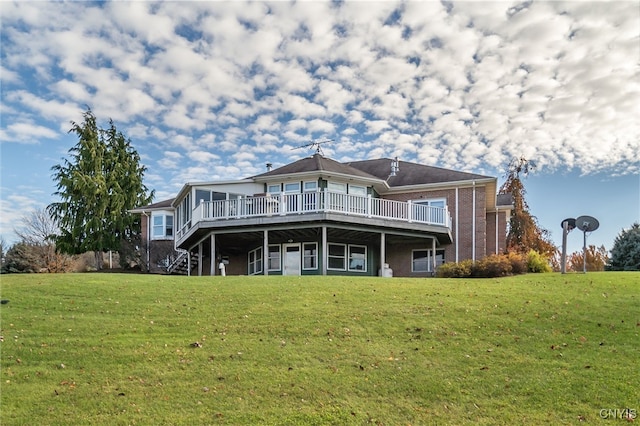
436,260,473,278
507,252,528,275
527,250,552,273
473,254,513,278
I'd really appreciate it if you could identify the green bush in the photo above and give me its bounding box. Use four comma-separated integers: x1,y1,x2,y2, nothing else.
527,250,552,273
436,259,473,278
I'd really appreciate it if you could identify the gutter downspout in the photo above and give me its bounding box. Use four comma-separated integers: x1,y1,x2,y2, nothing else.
455,188,459,262
495,208,499,255
142,211,150,272
472,181,476,262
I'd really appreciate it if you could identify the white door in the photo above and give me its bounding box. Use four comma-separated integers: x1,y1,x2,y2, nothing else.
283,244,301,276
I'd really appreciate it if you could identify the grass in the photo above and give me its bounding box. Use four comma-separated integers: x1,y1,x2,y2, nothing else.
1,272,638,425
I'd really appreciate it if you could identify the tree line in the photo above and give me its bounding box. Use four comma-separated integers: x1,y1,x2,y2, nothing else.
1,112,639,273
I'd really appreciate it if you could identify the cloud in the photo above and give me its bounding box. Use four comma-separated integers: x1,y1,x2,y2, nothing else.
1,0,638,220
1,121,59,144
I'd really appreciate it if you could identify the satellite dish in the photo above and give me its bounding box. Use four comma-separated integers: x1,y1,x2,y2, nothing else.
575,215,599,232
561,218,576,230
575,215,600,274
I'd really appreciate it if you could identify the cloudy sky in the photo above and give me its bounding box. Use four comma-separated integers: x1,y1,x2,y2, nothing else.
1,1,639,255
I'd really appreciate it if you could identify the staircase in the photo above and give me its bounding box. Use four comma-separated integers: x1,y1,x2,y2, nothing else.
167,250,199,275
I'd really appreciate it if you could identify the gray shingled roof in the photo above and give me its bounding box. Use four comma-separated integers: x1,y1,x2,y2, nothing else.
131,198,175,211
346,158,493,187
253,154,380,180
496,193,514,207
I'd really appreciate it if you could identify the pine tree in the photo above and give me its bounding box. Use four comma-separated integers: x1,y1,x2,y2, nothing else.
607,223,640,271
48,109,154,270
499,158,556,257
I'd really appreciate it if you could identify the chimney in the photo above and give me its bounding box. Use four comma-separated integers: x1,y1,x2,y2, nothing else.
266,162,272,172
389,157,400,177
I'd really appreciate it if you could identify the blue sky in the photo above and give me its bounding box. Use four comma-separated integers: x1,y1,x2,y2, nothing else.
1,1,639,256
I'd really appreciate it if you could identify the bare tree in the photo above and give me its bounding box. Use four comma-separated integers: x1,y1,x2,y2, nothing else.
11,208,73,273
0,236,7,271
14,208,59,245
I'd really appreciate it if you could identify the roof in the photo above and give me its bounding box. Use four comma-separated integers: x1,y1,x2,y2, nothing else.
253,154,380,181
130,198,175,213
346,158,493,187
496,193,514,207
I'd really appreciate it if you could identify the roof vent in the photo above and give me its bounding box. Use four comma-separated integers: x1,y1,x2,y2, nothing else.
389,157,400,177
266,162,273,172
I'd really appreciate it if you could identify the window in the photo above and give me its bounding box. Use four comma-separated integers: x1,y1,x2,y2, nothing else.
248,247,263,275
302,181,318,211
180,194,191,227
412,249,445,272
303,181,317,192
327,182,347,211
328,243,346,270
413,198,447,224
348,245,367,272
328,182,346,193
348,185,366,196
268,245,281,271
267,184,281,194
303,243,318,270
195,189,211,203
412,250,429,272
284,182,300,193
348,185,367,213
284,182,300,212
152,214,173,239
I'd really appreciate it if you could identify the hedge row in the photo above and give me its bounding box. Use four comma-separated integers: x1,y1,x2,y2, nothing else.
436,250,552,278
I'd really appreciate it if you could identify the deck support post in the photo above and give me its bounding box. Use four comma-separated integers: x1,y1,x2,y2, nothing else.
321,226,327,276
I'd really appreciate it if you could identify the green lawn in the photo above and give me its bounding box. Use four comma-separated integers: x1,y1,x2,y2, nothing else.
1,272,638,425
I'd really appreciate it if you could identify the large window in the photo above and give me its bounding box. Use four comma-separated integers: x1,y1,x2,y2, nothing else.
268,245,281,271
195,189,211,203
327,244,367,272
348,185,367,213
179,194,191,228
328,243,346,270
413,198,447,224
248,247,263,275
327,182,347,211
328,182,347,193
348,185,366,196
303,243,318,270
152,214,173,239
284,182,300,212
348,245,367,272
412,249,445,272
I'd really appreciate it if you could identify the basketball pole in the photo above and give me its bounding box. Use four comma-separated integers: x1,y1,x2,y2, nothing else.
582,230,587,274
561,220,568,274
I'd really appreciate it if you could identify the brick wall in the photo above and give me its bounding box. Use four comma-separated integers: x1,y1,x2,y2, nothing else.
383,184,492,264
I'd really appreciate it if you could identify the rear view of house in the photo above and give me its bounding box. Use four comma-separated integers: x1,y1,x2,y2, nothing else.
132,154,512,277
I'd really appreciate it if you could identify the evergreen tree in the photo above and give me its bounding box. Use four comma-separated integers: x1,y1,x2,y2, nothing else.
499,158,556,257
607,223,640,271
48,109,154,269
